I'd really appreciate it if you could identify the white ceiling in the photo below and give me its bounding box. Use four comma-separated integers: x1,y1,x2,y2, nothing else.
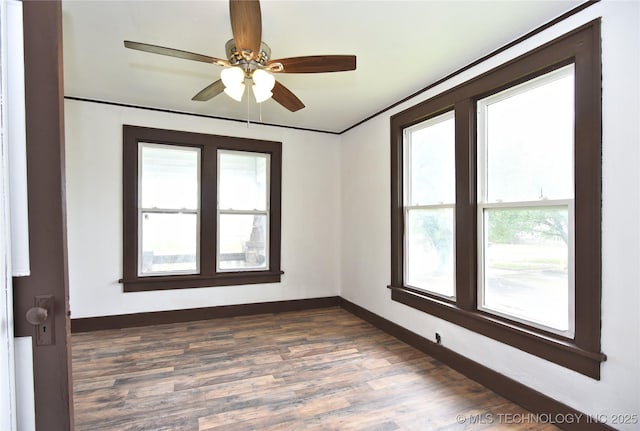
62,0,583,134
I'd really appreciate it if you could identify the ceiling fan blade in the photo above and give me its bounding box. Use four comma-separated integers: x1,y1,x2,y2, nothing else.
192,80,225,101
124,40,229,66
272,80,305,112
267,55,356,73
229,0,262,61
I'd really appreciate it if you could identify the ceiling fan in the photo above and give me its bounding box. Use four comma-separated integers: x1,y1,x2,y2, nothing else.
124,0,356,112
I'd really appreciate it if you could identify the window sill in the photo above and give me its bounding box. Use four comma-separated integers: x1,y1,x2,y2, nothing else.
388,285,606,379
121,270,284,292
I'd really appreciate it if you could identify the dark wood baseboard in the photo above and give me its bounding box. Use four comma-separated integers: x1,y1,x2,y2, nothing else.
339,298,613,431
71,296,340,333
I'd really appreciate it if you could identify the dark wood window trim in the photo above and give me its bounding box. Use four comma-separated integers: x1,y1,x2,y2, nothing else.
390,20,605,379
121,125,282,292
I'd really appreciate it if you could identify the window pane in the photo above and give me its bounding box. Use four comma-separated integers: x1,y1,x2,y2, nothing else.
141,144,199,210
406,208,455,297
482,207,570,332
482,66,574,203
219,152,268,211
218,214,268,271
141,212,198,275
406,112,455,205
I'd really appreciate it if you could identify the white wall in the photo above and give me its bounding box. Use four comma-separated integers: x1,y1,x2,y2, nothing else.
340,1,639,428
14,337,34,431
6,0,28,277
65,100,341,318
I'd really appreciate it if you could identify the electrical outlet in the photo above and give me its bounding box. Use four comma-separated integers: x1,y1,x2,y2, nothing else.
435,332,442,345
35,295,55,346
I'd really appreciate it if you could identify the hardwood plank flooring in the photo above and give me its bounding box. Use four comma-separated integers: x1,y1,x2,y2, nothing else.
72,307,558,431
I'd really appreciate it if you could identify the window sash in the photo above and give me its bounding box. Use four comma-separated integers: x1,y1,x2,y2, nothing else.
217,149,270,212
138,142,201,210
476,64,575,206
217,210,270,272
403,110,456,207
403,204,456,299
476,200,575,337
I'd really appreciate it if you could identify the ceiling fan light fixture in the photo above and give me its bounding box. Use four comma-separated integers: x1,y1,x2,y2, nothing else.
252,69,275,90
252,85,272,103
251,69,275,103
224,82,245,101
221,66,246,101
220,66,245,88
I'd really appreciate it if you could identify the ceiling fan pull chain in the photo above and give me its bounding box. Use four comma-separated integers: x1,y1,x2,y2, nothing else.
247,84,251,128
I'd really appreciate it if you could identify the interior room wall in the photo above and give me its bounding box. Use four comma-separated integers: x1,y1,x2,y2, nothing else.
64,0,639,426
65,99,341,318
339,1,639,428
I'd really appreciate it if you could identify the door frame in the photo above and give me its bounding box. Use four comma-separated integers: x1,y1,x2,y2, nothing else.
1,0,18,426
12,1,74,430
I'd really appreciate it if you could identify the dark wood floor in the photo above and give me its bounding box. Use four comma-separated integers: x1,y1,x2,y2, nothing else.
72,307,558,431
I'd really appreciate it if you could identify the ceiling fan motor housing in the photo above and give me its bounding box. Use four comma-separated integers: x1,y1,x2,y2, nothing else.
225,39,271,69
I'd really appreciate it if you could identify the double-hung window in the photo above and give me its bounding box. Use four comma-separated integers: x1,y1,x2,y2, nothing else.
217,150,270,271
403,111,456,298
390,21,605,378
122,125,282,291
477,65,575,336
139,143,200,276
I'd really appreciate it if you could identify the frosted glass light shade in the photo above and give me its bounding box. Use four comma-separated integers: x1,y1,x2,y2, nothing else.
251,69,275,103
220,66,245,87
252,85,272,103
224,83,245,101
252,69,275,90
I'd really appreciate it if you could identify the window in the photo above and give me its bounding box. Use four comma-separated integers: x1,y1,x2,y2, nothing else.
390,21,605,378
122,126,282,291
404,111,456,298
217,151,270,271
477,65,575,336
139,144,200,276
